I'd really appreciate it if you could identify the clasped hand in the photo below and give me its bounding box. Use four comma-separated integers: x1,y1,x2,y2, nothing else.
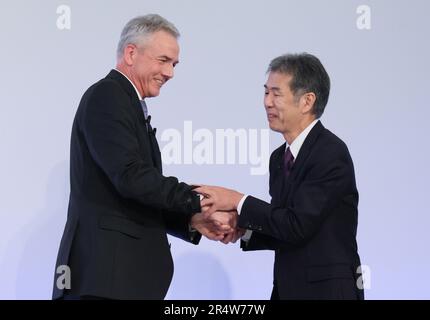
190,185,245,244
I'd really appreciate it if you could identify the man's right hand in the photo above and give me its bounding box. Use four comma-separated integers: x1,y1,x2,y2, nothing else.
190,212,233,241
194,185,244,216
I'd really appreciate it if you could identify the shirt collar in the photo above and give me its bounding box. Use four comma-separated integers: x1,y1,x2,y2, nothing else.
114,68,143,101
287,119,319,159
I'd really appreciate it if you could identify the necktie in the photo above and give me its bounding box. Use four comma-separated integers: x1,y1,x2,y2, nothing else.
140,99,155,134
140,100,148,120
284,146,294,179
138,99,160,168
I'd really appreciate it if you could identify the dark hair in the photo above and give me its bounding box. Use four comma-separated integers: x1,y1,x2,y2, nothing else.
268,53,330,118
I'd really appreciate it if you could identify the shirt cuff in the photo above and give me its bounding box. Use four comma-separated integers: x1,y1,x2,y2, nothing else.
237,195,248,216
241,229,253,242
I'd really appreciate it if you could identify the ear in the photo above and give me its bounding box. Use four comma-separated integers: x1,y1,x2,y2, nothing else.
300,92,316,114
123,44,138,66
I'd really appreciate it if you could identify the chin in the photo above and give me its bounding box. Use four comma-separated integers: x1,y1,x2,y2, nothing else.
269,124,281,133
148,89,160,97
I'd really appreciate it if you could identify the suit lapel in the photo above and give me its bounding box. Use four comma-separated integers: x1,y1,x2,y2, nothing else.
148,126,162,173
281,121,325,202
106,69,162,173
270,144,286,205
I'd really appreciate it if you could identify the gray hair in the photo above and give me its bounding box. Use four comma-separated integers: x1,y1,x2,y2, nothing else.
268,53,331,119
116,14,180,60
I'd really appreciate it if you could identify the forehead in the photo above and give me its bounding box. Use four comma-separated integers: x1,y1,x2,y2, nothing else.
265,72,292,90
144,30,179,57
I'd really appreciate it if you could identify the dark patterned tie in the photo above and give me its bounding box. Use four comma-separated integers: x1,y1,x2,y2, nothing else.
284,146,294,179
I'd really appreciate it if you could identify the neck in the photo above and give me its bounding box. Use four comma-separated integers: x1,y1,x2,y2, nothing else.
116,62,145,98
116,62,130,79
283,117,315,145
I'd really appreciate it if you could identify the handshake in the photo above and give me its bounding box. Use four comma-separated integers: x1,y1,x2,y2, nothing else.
190,185,245,244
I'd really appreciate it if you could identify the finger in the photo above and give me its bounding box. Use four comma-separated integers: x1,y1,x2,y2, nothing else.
201,205,211,212
220,233,230,244
203,206,217,217
218,224,233,232
213,216,235,229
211,233,225,241
203,227,225,240
213,220,228,228
231,232,242,243
194,186,210,195
200,206,212,217
201,198,215,208
222,232,234,244
211,219,233,231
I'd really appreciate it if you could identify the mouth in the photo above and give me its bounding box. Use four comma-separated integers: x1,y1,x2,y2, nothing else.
267,114,277,120
154,79,165,87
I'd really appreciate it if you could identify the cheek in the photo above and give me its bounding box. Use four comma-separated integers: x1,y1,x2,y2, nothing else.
137,62,153,80
275,105,286,122
277,99,294,118
276,108,291,128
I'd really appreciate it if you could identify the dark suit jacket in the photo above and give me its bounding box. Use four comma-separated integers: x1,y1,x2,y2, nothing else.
53,70,201,300
238,121,364,300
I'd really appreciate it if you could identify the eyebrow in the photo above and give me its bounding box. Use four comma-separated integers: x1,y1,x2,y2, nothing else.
264,84,281,92
159,55,179,65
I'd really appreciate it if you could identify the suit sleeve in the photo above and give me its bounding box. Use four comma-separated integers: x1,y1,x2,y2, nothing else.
240,147,288,251
238,144,353,247
163,210,202,245
240,232,283,251
80,80,200,215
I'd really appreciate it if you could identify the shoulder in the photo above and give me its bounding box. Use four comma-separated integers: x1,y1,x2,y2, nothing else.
77,77,134,125
313,127,353,164
83,77,128,102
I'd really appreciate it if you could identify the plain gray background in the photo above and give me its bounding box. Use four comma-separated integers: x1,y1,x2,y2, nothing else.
1,0,429,299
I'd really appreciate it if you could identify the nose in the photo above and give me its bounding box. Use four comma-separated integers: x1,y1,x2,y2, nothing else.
162,63,174,80
264,92,273,110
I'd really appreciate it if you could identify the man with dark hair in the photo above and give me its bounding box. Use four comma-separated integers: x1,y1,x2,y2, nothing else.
196,53,364,300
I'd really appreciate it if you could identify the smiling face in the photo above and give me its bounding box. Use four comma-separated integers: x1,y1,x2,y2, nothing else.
264,72,303,136
264,71,317,143
123,30,179,98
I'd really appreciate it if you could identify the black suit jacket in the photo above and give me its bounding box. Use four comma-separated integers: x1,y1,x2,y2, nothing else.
53,70,201,300
238,121,364,300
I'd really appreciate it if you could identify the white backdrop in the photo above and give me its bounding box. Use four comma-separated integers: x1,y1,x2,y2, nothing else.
1,0,429,299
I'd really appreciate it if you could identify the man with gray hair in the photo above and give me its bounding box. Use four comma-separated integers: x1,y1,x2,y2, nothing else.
52,14,232,300
196,53,364,300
